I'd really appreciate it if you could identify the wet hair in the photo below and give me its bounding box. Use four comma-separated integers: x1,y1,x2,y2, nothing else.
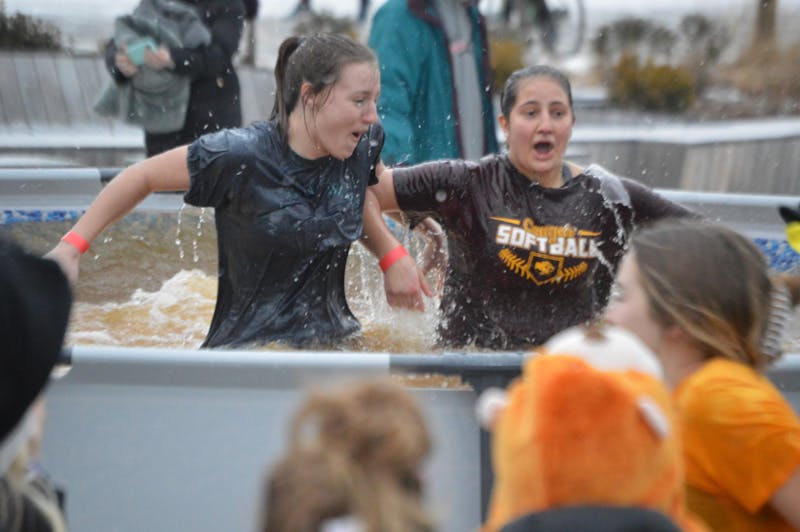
261,379,434,532
270,33,377,143
630,220,773,368
500,65,574,119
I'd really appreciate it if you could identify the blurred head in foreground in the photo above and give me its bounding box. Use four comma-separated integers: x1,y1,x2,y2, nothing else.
480,325,706,532
0,237,71,532
262,378,435,532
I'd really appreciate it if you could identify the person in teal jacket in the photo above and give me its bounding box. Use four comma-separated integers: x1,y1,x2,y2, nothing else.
368,0,499,166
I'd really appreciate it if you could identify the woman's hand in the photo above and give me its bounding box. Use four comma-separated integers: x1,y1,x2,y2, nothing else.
144,46,175,70
383,254,433,311
416,218,447,295
114,48,138,78
44,240,83,287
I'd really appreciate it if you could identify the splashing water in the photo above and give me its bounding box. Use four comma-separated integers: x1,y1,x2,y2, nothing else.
1,210,442,353
70,269,217,348
584,164,633,275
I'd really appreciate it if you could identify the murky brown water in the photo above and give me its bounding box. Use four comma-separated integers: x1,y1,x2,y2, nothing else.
8,207,796,386
1,208,445,353
5,206,799,390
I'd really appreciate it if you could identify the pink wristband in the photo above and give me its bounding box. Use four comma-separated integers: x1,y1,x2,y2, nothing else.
62,231,90,254
379,245,409,272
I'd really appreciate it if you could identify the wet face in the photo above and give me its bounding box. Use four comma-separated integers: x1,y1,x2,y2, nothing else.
499,76,574,184
308,61,380,160
604,254,665,356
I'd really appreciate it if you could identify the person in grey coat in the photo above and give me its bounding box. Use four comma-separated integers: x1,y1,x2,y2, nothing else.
101,0,245,156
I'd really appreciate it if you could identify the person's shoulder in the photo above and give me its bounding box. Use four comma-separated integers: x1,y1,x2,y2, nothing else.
193,123,272,161
579,164,650,190
576,163,635,202
685,358,760,386
579,163,625,182
678,359,793,420
471,152,508,174
236,122,281,158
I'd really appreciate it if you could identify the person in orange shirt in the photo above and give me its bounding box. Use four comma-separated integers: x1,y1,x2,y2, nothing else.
606,219,800,531
479,325,707,532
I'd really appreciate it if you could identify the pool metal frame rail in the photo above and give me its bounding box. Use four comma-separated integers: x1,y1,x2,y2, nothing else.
55,346,524,525
48,347,800,532
388,351,525,519
5,167,800,529
2,166,800,231
442,352,800,520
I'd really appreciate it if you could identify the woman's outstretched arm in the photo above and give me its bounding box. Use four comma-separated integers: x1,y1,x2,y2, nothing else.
45,146,191,283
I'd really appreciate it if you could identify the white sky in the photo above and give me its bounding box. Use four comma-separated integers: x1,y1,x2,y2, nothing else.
3,0,787,20
5,0,800,57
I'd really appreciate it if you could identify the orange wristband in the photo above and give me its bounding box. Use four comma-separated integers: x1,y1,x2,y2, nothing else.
62,231,90,254
379,245,409,272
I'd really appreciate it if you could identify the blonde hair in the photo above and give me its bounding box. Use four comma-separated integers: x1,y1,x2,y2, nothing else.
262,379,434,532
630,220,772,368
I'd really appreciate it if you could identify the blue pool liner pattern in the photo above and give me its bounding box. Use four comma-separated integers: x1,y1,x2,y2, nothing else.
755,238,800,273
2,209,85,225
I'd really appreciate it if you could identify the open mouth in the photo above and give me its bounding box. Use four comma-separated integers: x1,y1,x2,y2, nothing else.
534,141,554,155
351,131,363,142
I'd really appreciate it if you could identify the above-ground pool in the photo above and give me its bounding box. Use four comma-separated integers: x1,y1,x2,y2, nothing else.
3,168,800,532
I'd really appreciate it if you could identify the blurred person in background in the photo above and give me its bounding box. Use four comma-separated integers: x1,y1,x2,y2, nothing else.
368,0,498,167
96,0,245,157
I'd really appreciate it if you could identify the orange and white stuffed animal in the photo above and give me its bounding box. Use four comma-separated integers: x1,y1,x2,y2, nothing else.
478,325,707,532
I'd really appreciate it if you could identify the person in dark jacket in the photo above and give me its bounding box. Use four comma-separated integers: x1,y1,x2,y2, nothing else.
104,0,245,156
239,0,258,66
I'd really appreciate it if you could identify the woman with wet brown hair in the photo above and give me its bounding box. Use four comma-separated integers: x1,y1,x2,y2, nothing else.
47,32,430,349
